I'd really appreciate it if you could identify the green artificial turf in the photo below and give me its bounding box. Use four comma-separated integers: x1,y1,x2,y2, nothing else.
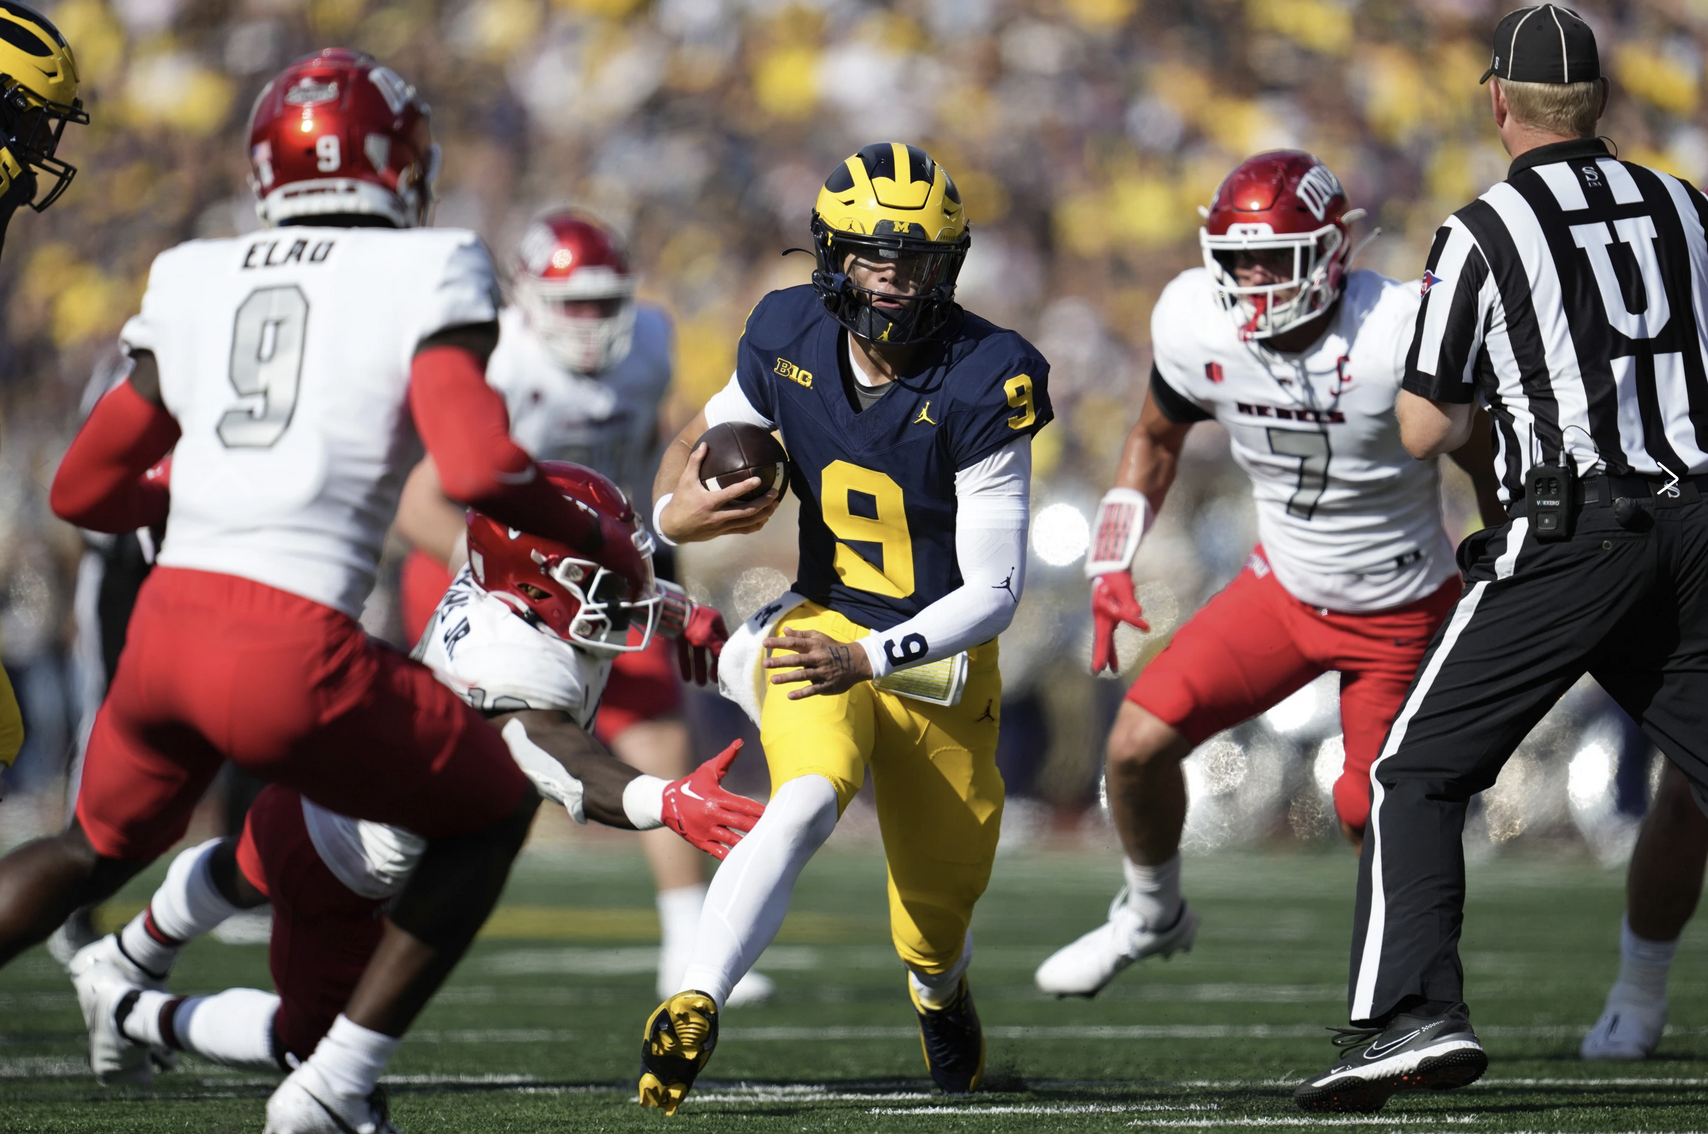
3,838,1707,1132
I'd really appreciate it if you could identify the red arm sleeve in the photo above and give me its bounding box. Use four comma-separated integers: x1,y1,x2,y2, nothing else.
408,345,600,549
50,381,180,533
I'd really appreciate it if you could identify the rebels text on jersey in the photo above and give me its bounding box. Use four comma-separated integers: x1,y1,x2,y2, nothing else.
736,286,1052,632
121,227,500,618
305,566,610,899
1151,268,1457,613
487,303,673,510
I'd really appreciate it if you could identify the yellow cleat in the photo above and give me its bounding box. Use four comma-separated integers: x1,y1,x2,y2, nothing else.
637,990,719,1115
909,976,985,1094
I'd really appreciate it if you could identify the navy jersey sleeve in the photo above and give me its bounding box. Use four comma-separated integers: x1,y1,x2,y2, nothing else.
733,294,786,422
947,340,1053,470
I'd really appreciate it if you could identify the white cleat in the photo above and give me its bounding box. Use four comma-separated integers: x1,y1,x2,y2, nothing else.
265,1062,399,1134
1581,984,1667,1061
1034,889,1199,998
68,936,155,1086
724,969,777,1008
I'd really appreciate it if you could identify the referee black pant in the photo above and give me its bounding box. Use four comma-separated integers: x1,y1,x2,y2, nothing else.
1349,485,1708,1025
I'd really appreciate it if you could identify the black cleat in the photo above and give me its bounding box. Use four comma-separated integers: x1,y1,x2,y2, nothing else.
1294,1003,1487,1113
638,991,718,1115
910,977,984,1094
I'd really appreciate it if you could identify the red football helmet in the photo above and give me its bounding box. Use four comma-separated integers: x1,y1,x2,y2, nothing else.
465,461,661,652
247,48,439,228
1200,151,1366,341
512,211,636,373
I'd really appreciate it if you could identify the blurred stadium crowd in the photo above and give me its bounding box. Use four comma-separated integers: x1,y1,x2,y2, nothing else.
0,0,1693,855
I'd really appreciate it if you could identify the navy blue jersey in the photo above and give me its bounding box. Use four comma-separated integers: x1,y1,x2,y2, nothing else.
736,286,1052,632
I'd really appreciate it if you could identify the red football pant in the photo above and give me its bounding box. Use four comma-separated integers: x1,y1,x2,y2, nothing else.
1127,549,1459,830
235,784,384,1061
76,566,529,861
400,548,680,745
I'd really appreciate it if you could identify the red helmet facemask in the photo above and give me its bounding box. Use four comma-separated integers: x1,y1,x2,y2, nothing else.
465,462,661,652
1199,150,1368,342
247,48,440,229
512,212,636,373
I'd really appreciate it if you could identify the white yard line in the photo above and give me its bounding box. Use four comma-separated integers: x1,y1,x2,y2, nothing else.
870,1103,1220,1116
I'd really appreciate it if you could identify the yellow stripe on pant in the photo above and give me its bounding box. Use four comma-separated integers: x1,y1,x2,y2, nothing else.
759,601,1003,976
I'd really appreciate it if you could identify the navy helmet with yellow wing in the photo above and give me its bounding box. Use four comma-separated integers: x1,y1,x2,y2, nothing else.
0,0,85,212
810,143,969,346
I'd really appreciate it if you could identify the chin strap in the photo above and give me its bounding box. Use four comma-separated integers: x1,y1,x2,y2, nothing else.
1085,488,1154,579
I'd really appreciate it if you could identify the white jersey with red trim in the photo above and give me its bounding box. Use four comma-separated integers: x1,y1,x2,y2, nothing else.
122,227,500,619
487,303,673,509
303,566,609,898
1150,268,1456,613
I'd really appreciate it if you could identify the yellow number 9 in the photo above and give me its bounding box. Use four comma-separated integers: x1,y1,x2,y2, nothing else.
820,461,915,598
1005,374,1036,430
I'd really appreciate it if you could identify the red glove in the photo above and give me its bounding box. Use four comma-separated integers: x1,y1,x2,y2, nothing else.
661,740,765,859
675,603,728,686
1090,572,1149,675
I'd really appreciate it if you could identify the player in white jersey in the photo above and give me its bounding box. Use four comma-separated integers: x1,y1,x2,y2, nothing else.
68,464,760,1098
1035,151,1504,999
394,212,774,1003
0,50,612,1134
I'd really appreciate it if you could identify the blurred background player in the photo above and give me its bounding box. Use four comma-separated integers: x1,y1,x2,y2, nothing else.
637,142,1052,1111
0,48,612,1134
70,463,759,1094
394,211,771,1005
1034,151,1505,999
0,0,90,803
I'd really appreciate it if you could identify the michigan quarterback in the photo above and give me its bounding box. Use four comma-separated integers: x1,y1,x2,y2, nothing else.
0,0,88,791
636,143,1052,1111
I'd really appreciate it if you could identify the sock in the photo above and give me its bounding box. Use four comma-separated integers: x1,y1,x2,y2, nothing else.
305,1014,400,1099
121,838,242,976
677,775,839,1009
120,989,183,1047
1618,915,1679,1000
656,883,707,997
1122,854,1182,929
163,989,283,1071
908,930,973,1010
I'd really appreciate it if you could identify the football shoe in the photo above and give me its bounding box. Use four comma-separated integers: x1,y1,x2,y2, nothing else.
638,990,718,1115
69,935,160,1086
909,976,984,1094
264,1062,399,1134
1581,984,1667,1061
1033,890,1198,998
1294,1003,1487,1113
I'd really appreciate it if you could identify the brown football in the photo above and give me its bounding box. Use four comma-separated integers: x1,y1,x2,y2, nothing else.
695,422,789,504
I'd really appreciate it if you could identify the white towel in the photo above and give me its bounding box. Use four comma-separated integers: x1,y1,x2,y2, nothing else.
717,590,806,727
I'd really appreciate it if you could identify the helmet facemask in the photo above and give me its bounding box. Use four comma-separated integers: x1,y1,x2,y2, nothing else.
0,78,85,211
1202,221,1347,341
496,537,663,654
810,214,968,346
515,273,636,372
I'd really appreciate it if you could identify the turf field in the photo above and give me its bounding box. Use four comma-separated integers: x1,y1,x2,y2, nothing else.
2,837,1706,1132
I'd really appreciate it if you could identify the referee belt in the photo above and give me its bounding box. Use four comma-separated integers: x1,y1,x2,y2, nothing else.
1507,472,1708,517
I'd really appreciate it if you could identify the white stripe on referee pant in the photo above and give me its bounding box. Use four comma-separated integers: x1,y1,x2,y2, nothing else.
1351,518,1528,1021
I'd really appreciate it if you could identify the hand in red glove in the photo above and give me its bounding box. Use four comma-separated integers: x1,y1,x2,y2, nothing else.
1090,572,1149,675
675,602,729,686
661,740,765,859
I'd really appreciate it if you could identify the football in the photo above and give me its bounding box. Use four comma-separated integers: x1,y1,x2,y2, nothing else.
695,422,789,504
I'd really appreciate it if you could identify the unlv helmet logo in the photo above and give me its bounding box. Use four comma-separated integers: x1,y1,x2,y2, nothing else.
1294,164,1344,223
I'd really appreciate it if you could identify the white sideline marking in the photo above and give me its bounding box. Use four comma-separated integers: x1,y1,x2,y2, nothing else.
871,1103,1218,1116
1128,1120,1476,1129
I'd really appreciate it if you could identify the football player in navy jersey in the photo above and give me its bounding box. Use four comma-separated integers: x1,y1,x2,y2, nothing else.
634,143,1052,1112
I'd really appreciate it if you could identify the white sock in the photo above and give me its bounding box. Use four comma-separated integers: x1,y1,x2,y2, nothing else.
1122,854,1183,929
1618,915,1679,1000
304,1014,400,1099
908,930,973,1010
656,883,707,996
121,987,281,1071
120,989,178,1047
678,775,839,1009
121,838,241,977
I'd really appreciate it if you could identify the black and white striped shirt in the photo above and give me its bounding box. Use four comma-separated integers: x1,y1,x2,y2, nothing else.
1405,137,1708,503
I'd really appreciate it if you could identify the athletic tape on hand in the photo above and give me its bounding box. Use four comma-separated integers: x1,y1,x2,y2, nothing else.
1085,488,1154,578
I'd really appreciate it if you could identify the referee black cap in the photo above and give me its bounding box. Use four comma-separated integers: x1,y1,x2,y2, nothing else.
1480,5,1600,85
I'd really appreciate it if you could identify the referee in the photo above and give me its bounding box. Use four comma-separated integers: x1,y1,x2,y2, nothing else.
1295,5,1708,1113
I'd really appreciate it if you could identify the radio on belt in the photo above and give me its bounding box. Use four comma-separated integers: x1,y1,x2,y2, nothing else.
1525,454,1576,542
